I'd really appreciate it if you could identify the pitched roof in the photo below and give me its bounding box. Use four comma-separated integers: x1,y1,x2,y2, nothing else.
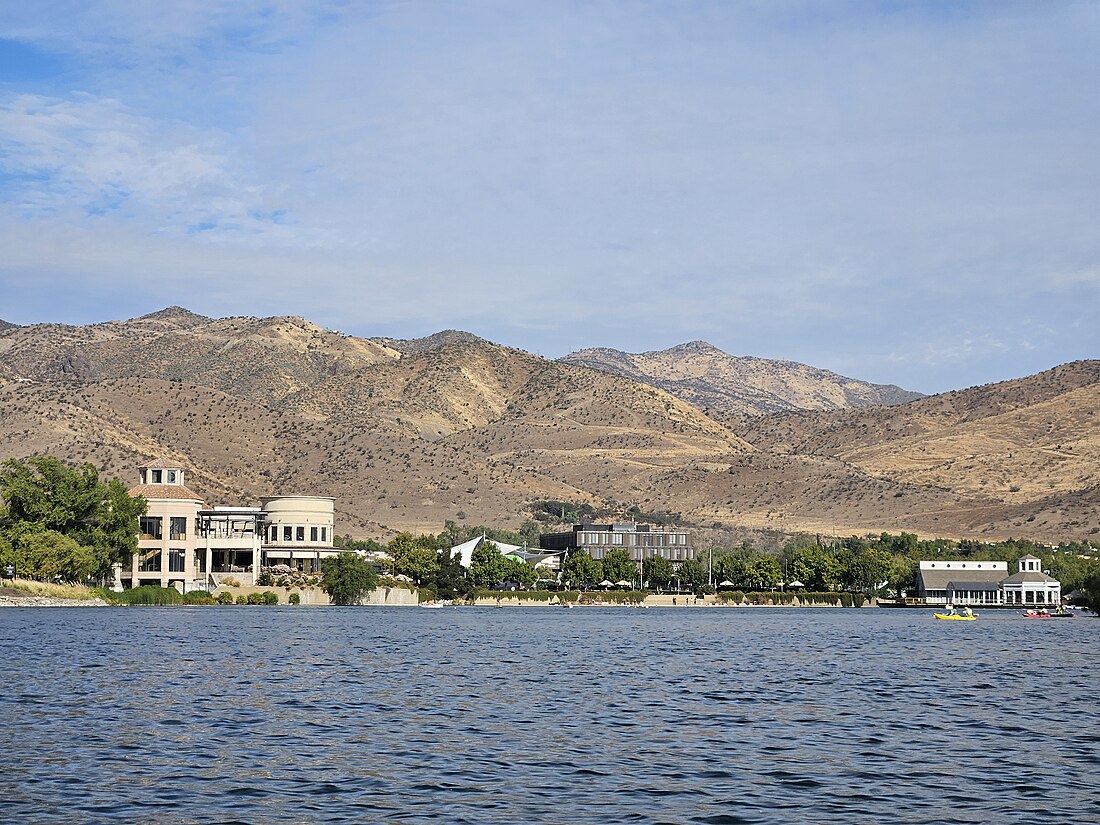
918,568,1005,591
138,458,187,470
947,580,1001,591
1001,570,1059,584
128,483,204,502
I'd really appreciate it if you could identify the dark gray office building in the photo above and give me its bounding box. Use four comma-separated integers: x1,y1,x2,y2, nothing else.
539,523,692,564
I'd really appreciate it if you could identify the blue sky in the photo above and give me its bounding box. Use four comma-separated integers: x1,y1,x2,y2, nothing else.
1,1,1097,394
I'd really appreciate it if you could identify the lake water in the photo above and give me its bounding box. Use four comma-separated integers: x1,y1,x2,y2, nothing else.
1,607,1096,824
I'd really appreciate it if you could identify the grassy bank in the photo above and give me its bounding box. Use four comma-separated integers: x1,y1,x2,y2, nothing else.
91,586,285,606
2,578,100,600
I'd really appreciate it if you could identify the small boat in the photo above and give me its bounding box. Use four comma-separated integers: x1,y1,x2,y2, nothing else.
934,612,976,621
1023,609,1074,619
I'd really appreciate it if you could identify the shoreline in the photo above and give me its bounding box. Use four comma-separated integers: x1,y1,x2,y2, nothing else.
0,595,109,607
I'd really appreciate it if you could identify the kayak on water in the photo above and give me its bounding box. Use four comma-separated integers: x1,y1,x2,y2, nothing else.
933,612,977,621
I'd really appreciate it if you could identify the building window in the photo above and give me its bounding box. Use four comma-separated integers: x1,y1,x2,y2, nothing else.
283,526,292,542
168,550,185,572
170,517,187,540
138,550,162,572
151,470,163,483
321,527,327,542
311,527,318,542
139,516,162,540
167,470,177,483
296,526,305,542
269,526,278,542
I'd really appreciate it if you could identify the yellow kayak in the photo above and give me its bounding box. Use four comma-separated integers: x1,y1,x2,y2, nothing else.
934,612,976,621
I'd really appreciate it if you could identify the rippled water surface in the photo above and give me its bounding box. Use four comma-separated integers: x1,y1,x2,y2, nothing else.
1,607,1096,823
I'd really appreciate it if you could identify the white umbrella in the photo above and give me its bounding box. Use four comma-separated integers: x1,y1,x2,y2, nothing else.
719,579,735,587
598,579,613,587
616,580,631,587
788,580,804,588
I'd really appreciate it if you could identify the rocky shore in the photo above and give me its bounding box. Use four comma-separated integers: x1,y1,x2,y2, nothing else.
0,587,108,607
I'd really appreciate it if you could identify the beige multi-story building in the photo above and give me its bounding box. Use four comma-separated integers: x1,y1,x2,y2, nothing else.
121,461,341,591
261,496,337,573
197,505,264,586
124,459,204,591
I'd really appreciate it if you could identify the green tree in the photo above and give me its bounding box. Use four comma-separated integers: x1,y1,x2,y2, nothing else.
886,531,919,557
502,556,538,589
320,551,379,605
888,555,919,596
678,557,708,592
433,549,471,600
1,524,95,581
387,532,440,584
0,532,12,577
1081,567,1100,613
470,541,507,588
82,476,145,579
748,555,782,590
791,546,842,591
601,547,636,584
642,555,674,590
0,457,144,580
559,549,601,590
519,519,543,548
713,548,751,587
847,546,893,593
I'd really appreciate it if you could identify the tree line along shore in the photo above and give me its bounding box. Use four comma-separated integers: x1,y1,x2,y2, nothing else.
2,456,1099,610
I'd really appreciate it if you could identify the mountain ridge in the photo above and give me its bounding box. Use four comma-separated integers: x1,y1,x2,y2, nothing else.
560,341,924,416
0,307,1094,543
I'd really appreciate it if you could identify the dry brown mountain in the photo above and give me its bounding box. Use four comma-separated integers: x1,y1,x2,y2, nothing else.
378,329,488,356
0,308,1095,543
561,341,924,416
739,360,1100,537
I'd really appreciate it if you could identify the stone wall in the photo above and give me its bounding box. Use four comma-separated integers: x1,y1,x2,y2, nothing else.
211,584,419,606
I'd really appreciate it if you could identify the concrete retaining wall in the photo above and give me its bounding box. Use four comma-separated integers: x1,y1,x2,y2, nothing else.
211,584,419,606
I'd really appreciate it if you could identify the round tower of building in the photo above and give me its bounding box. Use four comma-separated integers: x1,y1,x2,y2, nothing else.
260,496,337,572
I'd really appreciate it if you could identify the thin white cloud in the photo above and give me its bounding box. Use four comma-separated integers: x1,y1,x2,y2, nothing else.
0,1,1097,393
